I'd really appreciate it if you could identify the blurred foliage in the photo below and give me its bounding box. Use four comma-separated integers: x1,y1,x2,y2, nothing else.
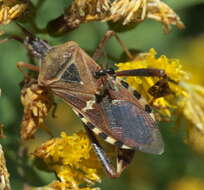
1,0,204,190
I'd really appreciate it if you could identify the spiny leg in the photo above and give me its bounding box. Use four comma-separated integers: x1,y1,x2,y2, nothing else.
92,30,133,62
84,125,135,178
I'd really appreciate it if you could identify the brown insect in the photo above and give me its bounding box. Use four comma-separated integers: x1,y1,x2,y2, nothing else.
8,25,168,177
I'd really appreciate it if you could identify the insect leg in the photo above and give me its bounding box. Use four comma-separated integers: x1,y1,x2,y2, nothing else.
17,61,40,73
116,68,166,77
117,149,135,174
0,34,24,44
84,125,118,178
116,68,174,99
92,30,133,61
95,68,166,79
84,125,135,178
16,62,40,81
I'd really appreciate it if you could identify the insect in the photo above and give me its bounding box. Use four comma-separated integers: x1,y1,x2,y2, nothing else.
7,25,168,178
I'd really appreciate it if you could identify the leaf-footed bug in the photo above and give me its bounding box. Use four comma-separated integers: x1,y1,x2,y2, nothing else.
2,24,171,178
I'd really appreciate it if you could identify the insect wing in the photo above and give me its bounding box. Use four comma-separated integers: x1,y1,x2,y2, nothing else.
100,98,164,154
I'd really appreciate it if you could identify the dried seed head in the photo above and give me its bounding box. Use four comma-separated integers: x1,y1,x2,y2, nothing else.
64,0,110,30
61,0,184,33
105,0,184,32
0,145,10,190
0,0,27,24
146,1,185,32
20,77,54,140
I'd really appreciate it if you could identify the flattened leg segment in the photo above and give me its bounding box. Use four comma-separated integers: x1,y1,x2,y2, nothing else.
117,149,135,174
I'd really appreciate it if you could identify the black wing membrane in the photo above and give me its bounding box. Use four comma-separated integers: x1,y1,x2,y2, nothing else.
101,99,164,155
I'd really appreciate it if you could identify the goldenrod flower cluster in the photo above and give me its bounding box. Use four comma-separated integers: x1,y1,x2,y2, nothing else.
0,0,27,24
116,48,188,119
117,48,204,143
34,132,101,189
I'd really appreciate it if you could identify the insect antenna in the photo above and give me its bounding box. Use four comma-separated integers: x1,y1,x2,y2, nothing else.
15,23,51,58
0,23,51,59
0,33,24,44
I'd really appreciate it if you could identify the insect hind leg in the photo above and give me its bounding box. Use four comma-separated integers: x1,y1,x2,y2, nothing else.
84,125,135,178
116,68,174,99
115,68,166,77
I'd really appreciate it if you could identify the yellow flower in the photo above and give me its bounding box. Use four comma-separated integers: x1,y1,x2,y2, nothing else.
177,36,204,152
34,131,101,189
168,177,204,190
180,83,204,132
186,125,204,156
117,48,204,151
180,35,204,86
0,0,27,24
116,48,188,119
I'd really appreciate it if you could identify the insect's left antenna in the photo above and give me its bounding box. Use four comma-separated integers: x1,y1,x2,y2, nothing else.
0,23,51,59
0,33,24,44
